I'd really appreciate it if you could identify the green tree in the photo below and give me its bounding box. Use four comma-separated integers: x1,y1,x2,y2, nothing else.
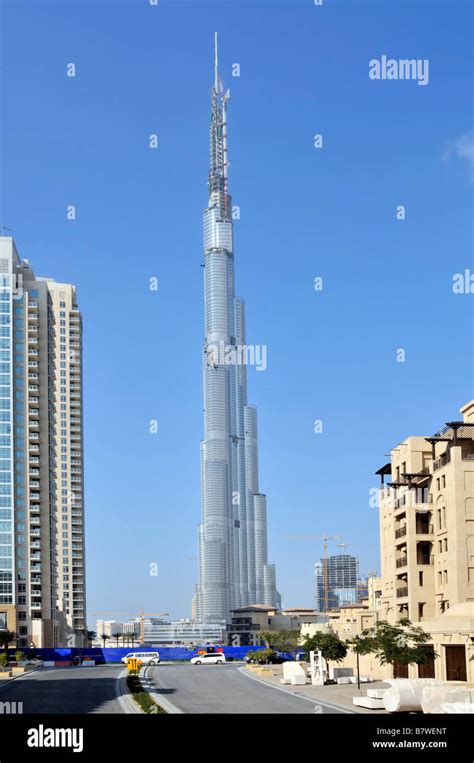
302,632,347,682
350,619,436,672
260,630,300,659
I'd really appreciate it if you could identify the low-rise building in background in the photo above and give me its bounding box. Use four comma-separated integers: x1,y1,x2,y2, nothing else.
227,604,326,646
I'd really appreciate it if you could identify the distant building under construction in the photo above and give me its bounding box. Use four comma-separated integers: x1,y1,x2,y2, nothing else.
314,554,359,611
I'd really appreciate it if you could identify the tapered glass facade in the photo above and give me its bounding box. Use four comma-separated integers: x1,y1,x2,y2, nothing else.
196,42,280,623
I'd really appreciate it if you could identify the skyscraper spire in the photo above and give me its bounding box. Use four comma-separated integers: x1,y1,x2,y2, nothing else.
214,31,218,92
208,33,230,218
196,37,281,623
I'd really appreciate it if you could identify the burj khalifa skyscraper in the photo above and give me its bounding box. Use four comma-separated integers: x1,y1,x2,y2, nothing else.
196,36,281,623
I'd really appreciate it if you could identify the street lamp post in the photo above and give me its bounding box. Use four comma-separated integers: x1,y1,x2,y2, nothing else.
355,635,361,691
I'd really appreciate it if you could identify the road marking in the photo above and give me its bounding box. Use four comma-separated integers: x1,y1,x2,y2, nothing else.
238,667,356,714
141,667,183,714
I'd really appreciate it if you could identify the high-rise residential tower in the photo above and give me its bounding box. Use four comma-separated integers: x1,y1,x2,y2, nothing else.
0,236,86,648
195,37,280,623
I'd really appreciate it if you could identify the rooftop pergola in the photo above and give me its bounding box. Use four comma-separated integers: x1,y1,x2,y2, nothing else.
377,421,474,487
375,462,391,486
425,421,474,455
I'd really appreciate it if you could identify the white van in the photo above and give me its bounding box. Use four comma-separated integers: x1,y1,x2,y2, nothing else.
190,652,226,665
121,651,160,666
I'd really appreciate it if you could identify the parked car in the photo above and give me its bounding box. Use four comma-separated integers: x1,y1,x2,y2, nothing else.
120,651,160,665
190,652,226,665
267,652,287,664
246,650,286,665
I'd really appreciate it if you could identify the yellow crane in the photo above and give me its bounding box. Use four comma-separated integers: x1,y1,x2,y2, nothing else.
285,534,344,611
137,609,170,644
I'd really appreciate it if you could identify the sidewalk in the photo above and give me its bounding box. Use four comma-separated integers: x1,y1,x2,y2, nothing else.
0,667,39,693
241,666,390,714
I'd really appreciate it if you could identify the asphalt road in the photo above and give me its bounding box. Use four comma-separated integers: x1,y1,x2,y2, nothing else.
0,664,347,715
0,666,126,714
146,663,345,714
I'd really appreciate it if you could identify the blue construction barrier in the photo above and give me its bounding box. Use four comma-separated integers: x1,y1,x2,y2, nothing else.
8,644,282,664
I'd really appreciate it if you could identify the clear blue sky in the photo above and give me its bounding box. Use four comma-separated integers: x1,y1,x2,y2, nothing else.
0,0,472,624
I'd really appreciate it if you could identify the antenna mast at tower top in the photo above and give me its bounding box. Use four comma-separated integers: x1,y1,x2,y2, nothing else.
214,32,218,91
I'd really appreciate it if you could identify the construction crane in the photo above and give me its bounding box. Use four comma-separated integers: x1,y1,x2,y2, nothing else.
285,534,343,612
88,609,170,644
137,609,170,644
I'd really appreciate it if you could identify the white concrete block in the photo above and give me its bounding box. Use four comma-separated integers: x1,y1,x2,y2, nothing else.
353,696,385,709
337,677,352,685
349,676,357,683
367,688,388,699
440,702,474,714
283,661,307,684
422,685,474,714
384,678,445,713
291,675,307,685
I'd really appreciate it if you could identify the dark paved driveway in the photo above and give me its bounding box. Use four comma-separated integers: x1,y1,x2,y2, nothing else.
0,666,125,714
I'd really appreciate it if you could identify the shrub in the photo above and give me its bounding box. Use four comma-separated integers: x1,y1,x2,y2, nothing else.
0,652,9,669
126,674,167,714
246,648,273,665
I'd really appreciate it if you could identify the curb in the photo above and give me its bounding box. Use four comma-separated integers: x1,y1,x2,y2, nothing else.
141,667,183,714
116,668,144,714
0,667,39,695
238,666,356,714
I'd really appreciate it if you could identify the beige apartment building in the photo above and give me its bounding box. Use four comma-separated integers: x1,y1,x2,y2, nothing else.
376,400,474,681
297,404,474,683
0,237,86,648
299,602,386,679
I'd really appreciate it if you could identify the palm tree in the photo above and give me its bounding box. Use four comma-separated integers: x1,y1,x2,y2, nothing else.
86,630,96,647
100,633,108,649
112,632,121,647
